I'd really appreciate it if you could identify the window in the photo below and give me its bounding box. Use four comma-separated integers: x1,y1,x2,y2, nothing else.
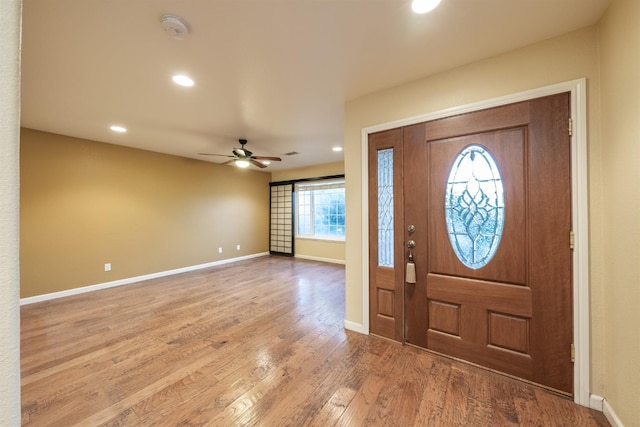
377,148,394,267
295,179,345,240
445,145,504,269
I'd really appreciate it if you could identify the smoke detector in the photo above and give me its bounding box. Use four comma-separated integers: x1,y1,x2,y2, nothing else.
161,15,189,40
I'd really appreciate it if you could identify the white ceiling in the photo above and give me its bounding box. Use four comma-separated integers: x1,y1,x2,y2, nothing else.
21,0,610,171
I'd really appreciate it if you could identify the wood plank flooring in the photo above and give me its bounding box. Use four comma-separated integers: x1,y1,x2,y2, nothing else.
21,256,608,426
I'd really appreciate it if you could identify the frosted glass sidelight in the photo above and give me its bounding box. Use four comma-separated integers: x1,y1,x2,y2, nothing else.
445,145,504,269
378,149,394,267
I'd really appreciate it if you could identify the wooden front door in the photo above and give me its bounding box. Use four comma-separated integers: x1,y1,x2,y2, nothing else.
369,93,573,395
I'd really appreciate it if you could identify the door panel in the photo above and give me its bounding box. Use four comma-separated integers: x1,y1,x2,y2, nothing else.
425,101,530,140
401,93,573,394
527,94,573,392
428,128,527,284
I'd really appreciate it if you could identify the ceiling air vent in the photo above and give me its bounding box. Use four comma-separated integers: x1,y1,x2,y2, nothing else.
284,151,299,156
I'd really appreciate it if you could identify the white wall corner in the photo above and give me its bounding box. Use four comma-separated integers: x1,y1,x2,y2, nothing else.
0,0,23,424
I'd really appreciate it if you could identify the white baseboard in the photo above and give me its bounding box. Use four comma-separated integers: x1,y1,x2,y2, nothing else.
589,394,604,411
603,397,625,427
20,252,269,305
344,320,367,334
294,254,345,265
591,394,625,427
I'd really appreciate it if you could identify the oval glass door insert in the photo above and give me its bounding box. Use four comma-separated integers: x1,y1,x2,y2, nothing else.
445,145,504,269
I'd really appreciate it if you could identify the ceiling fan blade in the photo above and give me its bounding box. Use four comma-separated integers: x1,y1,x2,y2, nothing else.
221,159,235,165
198,153,235,158
250,159,268,169
251,156,282,161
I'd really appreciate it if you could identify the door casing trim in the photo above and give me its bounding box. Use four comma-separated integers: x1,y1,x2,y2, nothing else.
355,78,590,406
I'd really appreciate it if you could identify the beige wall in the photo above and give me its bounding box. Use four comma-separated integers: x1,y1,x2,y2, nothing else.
344,23,609,404
21,129,272,298
294,238,345,264
598,0,640,423
271,161,344,183
0,0,21,423
271,162,345,263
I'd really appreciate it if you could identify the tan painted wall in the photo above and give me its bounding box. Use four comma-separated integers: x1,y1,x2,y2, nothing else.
598,0,640,423
294,238,345,264
271,161,344,182
344,25,608,396
271,162,345,263
21,129,272,298
0,0,22,422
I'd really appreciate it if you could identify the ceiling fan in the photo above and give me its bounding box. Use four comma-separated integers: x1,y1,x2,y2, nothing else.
198,139,282,169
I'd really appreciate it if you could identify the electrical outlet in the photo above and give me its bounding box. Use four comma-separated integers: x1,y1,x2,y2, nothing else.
104,263,111,272
218,247,222,254
236,244,241,251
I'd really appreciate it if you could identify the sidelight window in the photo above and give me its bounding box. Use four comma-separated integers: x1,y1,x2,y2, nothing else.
377,148,394,267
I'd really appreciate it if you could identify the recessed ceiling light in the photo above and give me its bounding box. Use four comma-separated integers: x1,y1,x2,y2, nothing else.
411,0,441,14
110,125,127,133
332,146,343,152
261,160,271,165
172,74,194,87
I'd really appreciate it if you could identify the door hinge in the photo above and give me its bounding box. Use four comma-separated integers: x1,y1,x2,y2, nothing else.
570,230,575,250
571,343,575,363
568,118,573,137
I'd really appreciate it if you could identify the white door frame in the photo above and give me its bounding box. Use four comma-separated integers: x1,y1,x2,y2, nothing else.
357,78,590,406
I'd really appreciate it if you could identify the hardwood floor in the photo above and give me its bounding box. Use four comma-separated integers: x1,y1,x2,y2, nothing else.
21,256,608,426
